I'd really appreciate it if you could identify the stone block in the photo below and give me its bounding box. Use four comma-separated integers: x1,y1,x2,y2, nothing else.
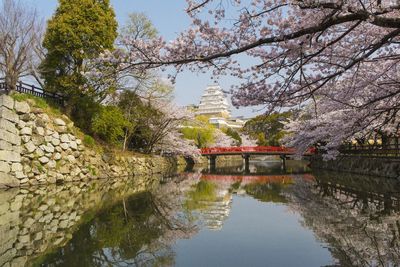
14,172,26,180
0,119,17,135
0,151,20,163
43,144,55,153
0,129,20,146
20,127,32,136
0,172,19,188
60,134,69,143
60,143,69,150
38,157,49,164
0,95,14,110
0,141,12,151
69,141,77,150
51,138,60,146
11,163,22,172
17,120,26,129
0,202,9,215
24,142,36,154
14,101,30,114
34,127,45,136
31,135,44,146
0,162,10,174
54,118,66,126
0,107,18,123
35,148,44,157
37,113,50,123
54,153,61,160
21,136,30,143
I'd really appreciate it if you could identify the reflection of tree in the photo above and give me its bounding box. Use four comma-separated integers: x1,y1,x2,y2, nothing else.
244,182,289,203
35,178,198,267
184,181,218,211
287,173,400,266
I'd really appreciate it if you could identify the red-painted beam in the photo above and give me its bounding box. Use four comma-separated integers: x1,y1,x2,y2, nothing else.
200,146,316,156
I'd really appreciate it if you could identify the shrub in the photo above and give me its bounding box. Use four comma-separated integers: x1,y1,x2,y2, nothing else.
83,135,96,148
91,105,131,146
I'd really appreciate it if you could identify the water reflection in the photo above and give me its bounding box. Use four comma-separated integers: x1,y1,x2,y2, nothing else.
0,176,162,267
288,171,400,266
1,161,400,266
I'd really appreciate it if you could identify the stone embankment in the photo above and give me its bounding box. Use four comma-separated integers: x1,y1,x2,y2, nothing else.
0,94,186,188
0,176,161,266
311,155,400,178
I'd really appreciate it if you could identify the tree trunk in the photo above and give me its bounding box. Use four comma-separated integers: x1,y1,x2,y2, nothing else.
5,75,17,94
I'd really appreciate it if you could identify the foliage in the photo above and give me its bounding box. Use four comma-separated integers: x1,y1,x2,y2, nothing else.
83,135,96,148
118,12,158,44
93,0,400,154
35,190,195,266
244,112,291,146
11,93,48,109
222,128,242,146
212,129,235,147
70,95,101,133
244,183,289,203
40,0,118,110
91,105,131,146
181,126,215,148
184,181,217,211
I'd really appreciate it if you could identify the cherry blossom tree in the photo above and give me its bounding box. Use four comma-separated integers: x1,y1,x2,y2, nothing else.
90,0,400,154
240,133,258,147
146,100,200,156
213,129,236,147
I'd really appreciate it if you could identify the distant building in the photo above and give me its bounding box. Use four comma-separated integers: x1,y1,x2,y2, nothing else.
192,85,247,129
196,85,231,118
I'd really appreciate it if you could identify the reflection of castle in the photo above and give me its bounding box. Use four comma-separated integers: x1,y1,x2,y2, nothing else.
192,85,247,129
202,190,232,230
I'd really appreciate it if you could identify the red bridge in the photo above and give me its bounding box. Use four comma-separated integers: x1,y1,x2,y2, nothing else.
201,146,315,156
200,146,316,171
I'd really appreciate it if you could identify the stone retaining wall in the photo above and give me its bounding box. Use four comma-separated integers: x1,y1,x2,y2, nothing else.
0,176,161,266
311,155,400,178
0,95,185,188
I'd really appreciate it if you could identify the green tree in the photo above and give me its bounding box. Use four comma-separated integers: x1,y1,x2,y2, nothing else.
118,12,157,43
180,115,215,148
244,112,292,146
91,106,131,146
40,0,118,112
223,128,242,146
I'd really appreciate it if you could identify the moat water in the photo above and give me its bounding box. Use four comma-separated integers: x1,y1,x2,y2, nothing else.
1,160,400,266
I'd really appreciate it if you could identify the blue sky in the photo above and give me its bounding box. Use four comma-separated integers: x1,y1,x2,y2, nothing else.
27,0,262,117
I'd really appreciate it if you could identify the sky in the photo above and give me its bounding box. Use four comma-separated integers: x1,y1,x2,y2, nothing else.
26,0,263,117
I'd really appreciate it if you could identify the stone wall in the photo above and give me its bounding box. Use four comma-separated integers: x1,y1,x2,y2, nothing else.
0,176,161,266
311,155,400,178
0,95,186,188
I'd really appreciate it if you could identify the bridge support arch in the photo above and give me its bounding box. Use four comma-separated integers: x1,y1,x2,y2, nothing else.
208,155,217,172
280,155,286,170
242,154,250,173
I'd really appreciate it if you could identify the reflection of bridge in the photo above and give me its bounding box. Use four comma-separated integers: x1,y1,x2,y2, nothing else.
201,146,316,171
201,174,315,184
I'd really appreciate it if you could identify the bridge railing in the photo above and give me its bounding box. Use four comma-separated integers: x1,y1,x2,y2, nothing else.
0,80,64,105
201,146,316,155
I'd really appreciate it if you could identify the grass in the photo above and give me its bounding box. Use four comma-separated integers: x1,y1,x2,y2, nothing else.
83,135,96,148
11,92,62,117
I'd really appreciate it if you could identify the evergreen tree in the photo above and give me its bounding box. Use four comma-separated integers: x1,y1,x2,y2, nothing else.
40,0,117,112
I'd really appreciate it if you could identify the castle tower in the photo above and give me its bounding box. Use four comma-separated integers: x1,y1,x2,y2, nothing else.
196,85,231,118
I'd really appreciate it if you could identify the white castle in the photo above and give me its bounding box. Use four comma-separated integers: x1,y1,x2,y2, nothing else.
197,85,231,118
194,85,246,129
